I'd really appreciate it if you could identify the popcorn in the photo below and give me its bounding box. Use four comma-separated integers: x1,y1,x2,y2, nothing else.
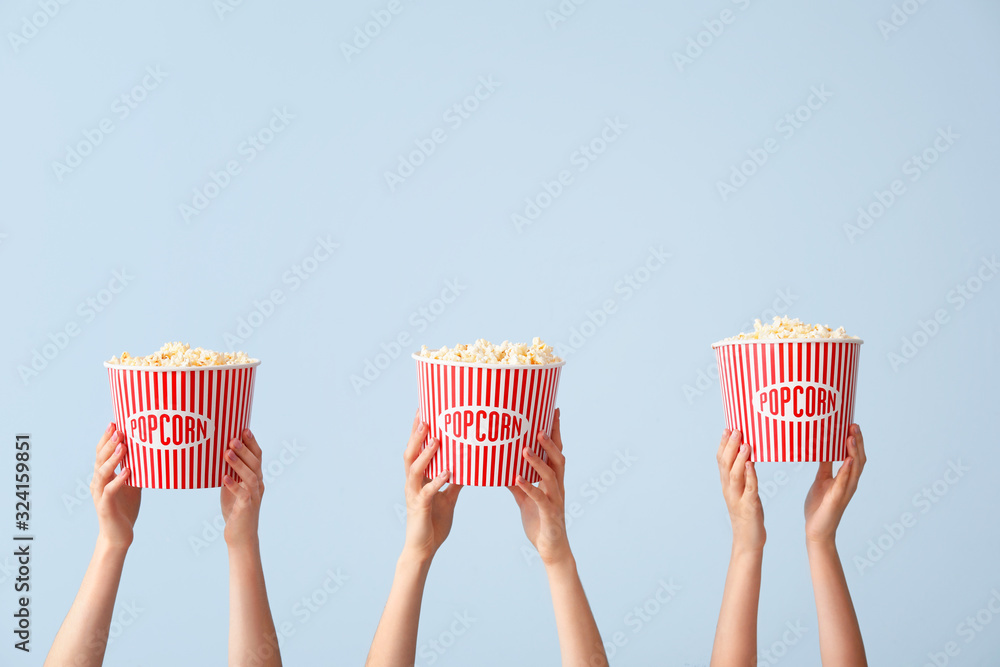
722,316,856,342
418,338,561,365
109,342,257,367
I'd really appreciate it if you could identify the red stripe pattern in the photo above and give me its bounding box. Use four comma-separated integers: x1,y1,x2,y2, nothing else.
105,363,259,489
713,341,861,462
414,356,564,486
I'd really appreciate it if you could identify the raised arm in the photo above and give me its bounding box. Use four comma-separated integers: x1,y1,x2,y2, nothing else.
804,424,867,667
365,413,462,667
511,409,608,667
45,423,141,667
710,429,765,667
221,429,282,667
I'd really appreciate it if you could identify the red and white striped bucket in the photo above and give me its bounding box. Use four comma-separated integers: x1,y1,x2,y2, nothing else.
104,362,260,489
413,355,564,486
712,339,862,462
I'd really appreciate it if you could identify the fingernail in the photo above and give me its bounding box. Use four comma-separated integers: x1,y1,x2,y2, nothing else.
524,447,535,458
740,444,747,452
243,428,252,439
417,422,426,432
114,443,122,455
226,450,236,461
745,461,751,469
233,438,244,450
438,471,450,480
106,422,115,435
223,474,232,485
111,431,121,443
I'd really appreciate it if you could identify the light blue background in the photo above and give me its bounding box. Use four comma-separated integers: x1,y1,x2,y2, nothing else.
2,0,999,665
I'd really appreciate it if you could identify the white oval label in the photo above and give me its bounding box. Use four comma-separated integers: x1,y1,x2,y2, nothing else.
753,382,840,422
128,410,213,450
437,406,530,447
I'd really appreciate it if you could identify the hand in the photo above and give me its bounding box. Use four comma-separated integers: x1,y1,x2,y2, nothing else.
716,429,765,553
401,414,462,564
91,423,140,549
221,429,265,550
805,424,866,546
510,408,572,568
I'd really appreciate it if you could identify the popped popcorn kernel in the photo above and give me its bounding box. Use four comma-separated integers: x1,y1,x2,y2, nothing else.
417,338,561,365
722,316,857,342
109,342,257,367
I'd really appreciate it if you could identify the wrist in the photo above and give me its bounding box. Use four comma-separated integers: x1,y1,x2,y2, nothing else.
95,534,130,561
805,535,838,554
397,549,433,578
542,550,577,575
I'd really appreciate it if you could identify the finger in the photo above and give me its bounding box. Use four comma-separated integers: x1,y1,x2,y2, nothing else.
730,443,750,491
537,433,565,482
508,484,528,509
223,474,251,504
814,461,833,482
408,438,440,490
225,447,259,492
523,446,558,490
240,428,262,460
833,457,854,496
97,429,123,466
230,437,263,483
96,421,116,453
403,422,428,470
549,408,563,452
852,424,866,472
719,430,743,482
716,428,733,464
420,470,451,499
514,474,549,509
846,436,863,494
443,482,462,507
96,442,127,488
103,467,131,499
743,461,759,499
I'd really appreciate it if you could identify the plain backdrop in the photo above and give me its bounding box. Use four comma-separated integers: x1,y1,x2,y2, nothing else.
2,1,999,665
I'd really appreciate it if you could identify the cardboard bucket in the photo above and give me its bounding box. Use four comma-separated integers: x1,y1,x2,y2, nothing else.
413,355,564,486
105,362,260,488
711,339,862,462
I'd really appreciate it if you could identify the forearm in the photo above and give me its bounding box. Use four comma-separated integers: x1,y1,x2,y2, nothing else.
710,545,763,667
545,555,607,667
228,541,281,667
44,538,128,667
365,550,431,667
807,540,866,667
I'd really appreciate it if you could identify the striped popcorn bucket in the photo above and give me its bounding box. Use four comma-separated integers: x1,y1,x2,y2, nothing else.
104,362,260,489
413,355,565,486
711,339,862,462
